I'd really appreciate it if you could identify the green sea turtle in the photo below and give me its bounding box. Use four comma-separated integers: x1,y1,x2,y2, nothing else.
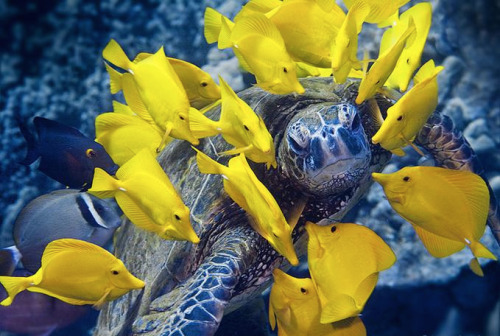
94,77,500,336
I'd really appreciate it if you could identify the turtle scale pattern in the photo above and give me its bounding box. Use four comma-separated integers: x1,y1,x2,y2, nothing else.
94,78,500,336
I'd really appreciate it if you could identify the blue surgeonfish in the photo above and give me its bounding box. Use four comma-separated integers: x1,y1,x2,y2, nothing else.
0,190,121,274
17,116,119,190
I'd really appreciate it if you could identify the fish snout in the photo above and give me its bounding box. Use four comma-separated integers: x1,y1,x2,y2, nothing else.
130,276,145,289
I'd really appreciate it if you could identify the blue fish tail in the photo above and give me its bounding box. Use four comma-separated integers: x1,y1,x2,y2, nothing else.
16,116,39,166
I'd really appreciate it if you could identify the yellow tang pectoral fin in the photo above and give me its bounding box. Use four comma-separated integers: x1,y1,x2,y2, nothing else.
320,293,359,324
332,316,367,336
389,148,406,156
400,135,425,157
285,196,308,232
412,225,465,258
199,99,221,114
93,287,112,309
115,192,161,235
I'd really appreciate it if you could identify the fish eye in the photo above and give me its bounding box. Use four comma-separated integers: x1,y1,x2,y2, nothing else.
403,176,410,182
397,116,403,121
200,81,208,87
283,67,288,73
406,58,410,65
376,80,381,85
330,225,337,233
175,214,181,220
300,287,307,294
86,149,96,158
179,115,185,121
244,125,250,131
112,270,119,275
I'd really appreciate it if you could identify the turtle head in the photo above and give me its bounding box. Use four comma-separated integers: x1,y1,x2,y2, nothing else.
278,103,371,197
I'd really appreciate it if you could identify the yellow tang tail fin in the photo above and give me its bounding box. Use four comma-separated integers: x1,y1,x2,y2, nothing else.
218,16,235,49
204,7,223,44
0,275,33,306
102,39,132,71
188,108,220,138
104,62,123,94
193,147,224,175
469,240,497,261
469,258,484,277
88,168,120,199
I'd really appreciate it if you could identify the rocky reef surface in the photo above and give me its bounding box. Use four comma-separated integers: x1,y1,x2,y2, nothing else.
1,0,499,335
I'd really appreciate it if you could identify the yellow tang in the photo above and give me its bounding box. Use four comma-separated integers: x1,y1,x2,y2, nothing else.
95,101,167,166
205,9,304,95
371,60,444,156
0,238,144,307
343,0,409,26
89,149,199,243
306,221,396,323
194,149,298,265
331,1,370,84
295,62,332,78
355,19,416,104
236,0,345,69
269,268,366,336
372,166,497,276
189,76,276,168
382,3,432,92
102,39,199,148
133,53,221,109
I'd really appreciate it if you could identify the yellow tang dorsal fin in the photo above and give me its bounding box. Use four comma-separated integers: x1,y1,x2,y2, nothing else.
102,39,133,71
232,13,285,49
349,1,370,33
117,149,171,187
41,239,113,268
218,76,241,124
413,59,444,85
146,46,185,91
412,224,465,258
95,112,137,136
112,100,135,115
315,0,335,13
121,73,154,124
133,52,152,64
429,168,490,239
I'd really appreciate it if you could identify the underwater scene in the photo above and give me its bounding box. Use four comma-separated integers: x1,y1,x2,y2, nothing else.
1,0,500,335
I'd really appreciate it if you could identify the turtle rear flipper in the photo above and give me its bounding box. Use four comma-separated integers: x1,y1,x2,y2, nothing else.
132,224,262,336
415,112,500,245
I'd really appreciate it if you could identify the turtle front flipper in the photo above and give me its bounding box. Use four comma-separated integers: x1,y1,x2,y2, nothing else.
415,112,500,245
132,223,261,336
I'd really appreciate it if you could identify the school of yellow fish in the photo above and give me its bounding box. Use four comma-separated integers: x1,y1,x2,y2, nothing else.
1,0,497,334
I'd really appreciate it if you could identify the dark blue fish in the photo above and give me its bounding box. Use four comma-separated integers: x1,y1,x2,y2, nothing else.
18,116,119,190
0,189,122,274
0,270,90,336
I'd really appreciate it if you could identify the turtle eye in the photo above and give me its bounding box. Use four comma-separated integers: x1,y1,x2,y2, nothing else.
111,270,119,275
86,149,96,158
403,176,410,182
200,81,208,87
397,116,403,121
300,287,307,294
